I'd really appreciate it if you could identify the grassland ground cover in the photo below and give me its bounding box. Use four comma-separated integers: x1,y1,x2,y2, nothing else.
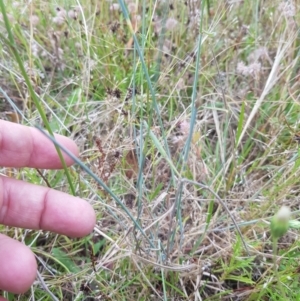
0,0,300,300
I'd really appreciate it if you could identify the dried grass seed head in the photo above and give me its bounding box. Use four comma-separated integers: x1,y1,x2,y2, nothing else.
247,47,269,63
110,3,120,11
29,15,40,27
278,1,296,18
53,16,65,26
68,9,78,20
127,2,137,14
237,61,261,78
53,6,67,25
165,17,178,31
31,41,40,57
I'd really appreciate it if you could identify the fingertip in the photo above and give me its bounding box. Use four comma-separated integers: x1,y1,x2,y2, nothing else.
0,235,37,294
62,198,96,238
77,201,97,237
41,193,96,238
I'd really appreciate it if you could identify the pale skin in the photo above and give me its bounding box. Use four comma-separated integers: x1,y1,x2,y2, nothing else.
0,120,96,300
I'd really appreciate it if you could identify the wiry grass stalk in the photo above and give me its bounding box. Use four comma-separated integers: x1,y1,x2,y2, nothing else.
118,0,175,184
36,126,156,249
182,3,205,165
169,0,206,256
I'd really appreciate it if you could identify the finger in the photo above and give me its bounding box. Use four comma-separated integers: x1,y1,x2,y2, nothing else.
0,176,96,237
0,120,78,169
0,234,37,294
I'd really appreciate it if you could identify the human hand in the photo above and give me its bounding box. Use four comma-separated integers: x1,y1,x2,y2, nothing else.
0,120,96,298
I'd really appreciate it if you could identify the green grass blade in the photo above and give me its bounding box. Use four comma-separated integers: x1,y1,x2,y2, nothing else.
0,0,75,195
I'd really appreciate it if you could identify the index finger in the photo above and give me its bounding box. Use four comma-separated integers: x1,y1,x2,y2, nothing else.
0,120,78,169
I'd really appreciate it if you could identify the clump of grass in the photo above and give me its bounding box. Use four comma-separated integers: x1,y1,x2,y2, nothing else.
1,0,300,300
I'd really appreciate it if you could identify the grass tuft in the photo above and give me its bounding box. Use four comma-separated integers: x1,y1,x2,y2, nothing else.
1,0,300,300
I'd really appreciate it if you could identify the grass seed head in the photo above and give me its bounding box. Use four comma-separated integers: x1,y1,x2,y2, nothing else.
271,206,291,240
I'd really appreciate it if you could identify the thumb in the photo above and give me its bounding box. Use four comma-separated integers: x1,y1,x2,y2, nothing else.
0,234,37,294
